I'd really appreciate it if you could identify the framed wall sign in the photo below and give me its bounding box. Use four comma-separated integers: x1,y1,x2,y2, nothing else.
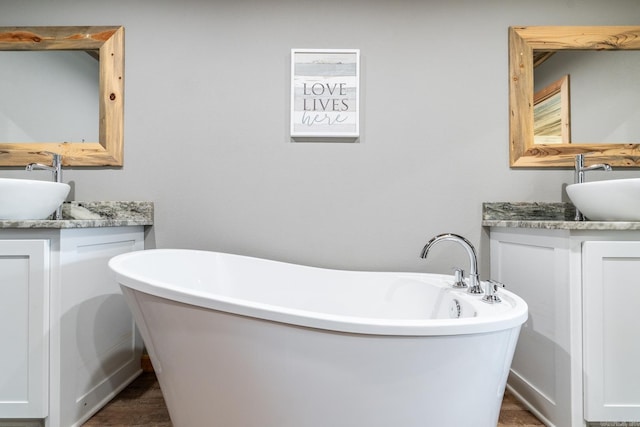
290,49,360,138
533,75,570,144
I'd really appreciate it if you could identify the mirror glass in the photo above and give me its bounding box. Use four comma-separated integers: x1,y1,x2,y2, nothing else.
509,26,640,167
0,51,99,143
0,26,124,167
535,51,640,143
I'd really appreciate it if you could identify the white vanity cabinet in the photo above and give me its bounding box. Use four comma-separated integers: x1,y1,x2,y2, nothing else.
0,225,146,427
489,227,640,427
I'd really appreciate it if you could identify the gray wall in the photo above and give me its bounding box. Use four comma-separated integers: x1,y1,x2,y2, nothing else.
1,0,638,277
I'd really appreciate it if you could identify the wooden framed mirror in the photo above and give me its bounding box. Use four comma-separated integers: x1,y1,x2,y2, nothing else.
509,26,640,167
0,26,124,166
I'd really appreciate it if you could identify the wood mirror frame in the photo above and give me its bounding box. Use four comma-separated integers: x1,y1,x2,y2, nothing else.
509,26,640,168
0,26,124,167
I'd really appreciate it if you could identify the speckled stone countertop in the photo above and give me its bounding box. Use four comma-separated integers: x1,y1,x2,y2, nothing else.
482,202,640,230
0,201,153,229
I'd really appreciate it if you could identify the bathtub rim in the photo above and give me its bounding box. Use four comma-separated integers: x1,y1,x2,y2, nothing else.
109,249,528,337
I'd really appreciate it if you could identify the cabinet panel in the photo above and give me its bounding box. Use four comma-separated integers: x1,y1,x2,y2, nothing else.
58,227,144,427
500,242,558,400
490,228,572,427
583,241,640,422
0,240,48,418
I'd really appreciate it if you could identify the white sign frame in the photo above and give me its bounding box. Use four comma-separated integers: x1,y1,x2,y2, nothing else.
290,49,360,138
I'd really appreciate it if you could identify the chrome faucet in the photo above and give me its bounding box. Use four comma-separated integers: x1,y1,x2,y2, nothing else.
574,154,612,221
26,151,64,219
421,233,501,304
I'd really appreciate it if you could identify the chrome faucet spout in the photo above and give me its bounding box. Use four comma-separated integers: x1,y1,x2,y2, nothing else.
26,151,62,183
574,154,613,221
421,233,483,295
26,163,55,172
25,152,64,219
421,233,501,303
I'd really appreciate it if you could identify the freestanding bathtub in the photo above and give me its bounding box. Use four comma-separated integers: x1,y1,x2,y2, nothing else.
109,249,527,427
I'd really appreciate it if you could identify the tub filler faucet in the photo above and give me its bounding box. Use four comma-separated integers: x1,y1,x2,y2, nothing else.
26,151,63,219
421,233,501,304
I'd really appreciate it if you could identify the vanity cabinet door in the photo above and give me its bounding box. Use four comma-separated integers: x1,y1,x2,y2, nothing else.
0,239,49,418
583,241,640,422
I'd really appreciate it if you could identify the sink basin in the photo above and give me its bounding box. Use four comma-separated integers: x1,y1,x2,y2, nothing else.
566,178,640,221
0,178,71,220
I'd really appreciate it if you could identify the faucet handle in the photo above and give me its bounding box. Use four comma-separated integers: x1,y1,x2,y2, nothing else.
451,267,467,288
482,280,504,304
487,279,505,292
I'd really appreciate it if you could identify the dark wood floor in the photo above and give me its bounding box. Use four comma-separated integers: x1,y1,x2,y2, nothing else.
83,373,171,427
83,372,544,427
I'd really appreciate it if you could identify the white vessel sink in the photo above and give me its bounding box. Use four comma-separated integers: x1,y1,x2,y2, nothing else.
566,178,640,221
0,178,70,220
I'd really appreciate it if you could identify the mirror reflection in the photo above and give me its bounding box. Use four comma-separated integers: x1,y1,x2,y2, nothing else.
534,50,640,143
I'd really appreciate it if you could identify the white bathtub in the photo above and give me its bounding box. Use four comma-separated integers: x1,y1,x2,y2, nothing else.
109,249,527,427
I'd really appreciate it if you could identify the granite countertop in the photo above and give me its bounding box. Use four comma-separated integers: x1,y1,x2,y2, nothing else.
0,201,153,229
482,202,640,230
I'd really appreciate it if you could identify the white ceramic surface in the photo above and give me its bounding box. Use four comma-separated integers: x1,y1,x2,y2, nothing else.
567,177,640,221
110,249,527,427
0,178,70,220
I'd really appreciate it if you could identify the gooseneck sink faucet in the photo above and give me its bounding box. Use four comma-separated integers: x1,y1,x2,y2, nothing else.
26,151,62,183
26,151,64,219
574,154,612,221
421,233,501,304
